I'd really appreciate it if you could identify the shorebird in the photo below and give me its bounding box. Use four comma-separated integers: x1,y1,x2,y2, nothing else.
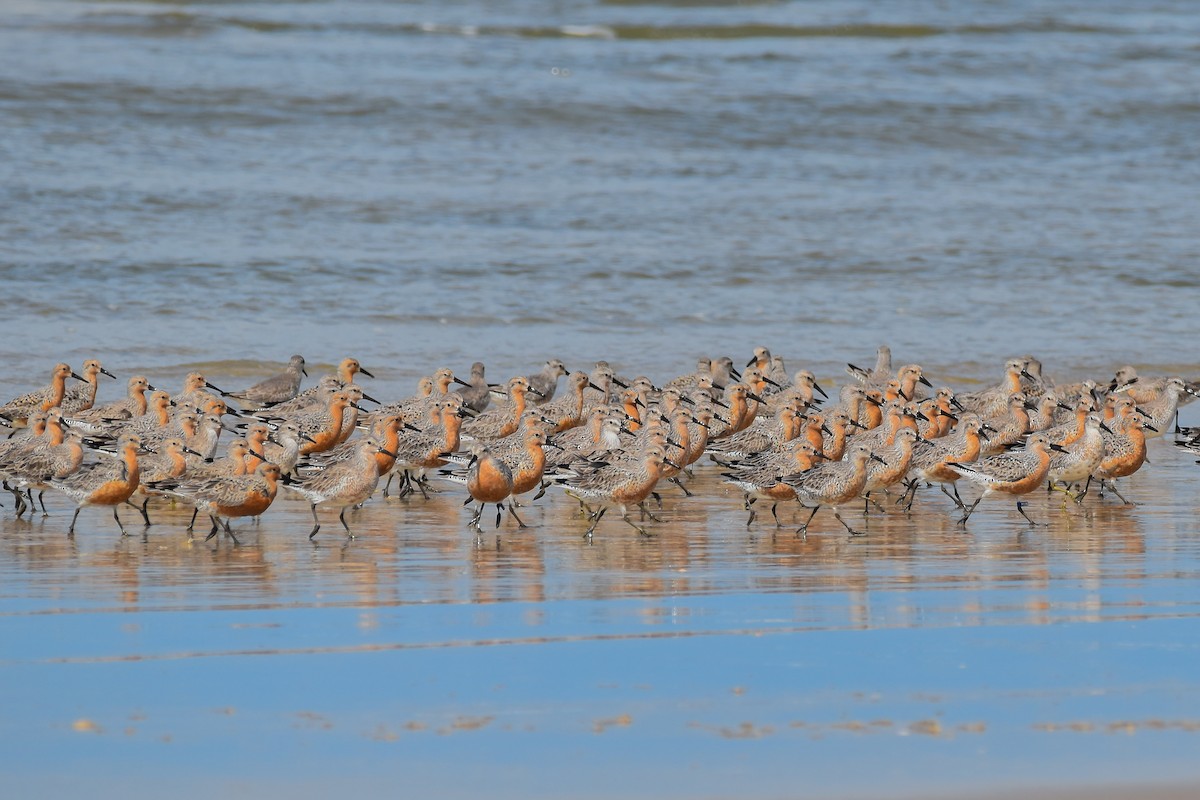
182,438,255,480
722,439,825,527
862,427,920,513
555,444,676,538
258,420,310,476
893,364,933,402
118,390,175,436
296,414,409,491
144,437,254,529
256,375,342,415
709,357,741,391
537,371,595,432
917,387,962,439
2,427,87,518
707,384,760,440
765,355,789,392
1095,403,1154,505
69,375,154,428
172,372,229,410
442,423,551,528
454,361,492,413
978,392,1033,454
1041,396,1098,447
275,357,374,411
781,443,881,537
958,359,1034,417
746,346,772,375
505,420,554,490
225,355,307,407
282,437,394,539
158,462,283,541
528,359,568,406
198,463,283,541
706,400,804,464
902,413,990,510
663,360,715,397
1133,377,1194,439
59,359,116,415
50,433,146,536
135,408,196,452
820,409,859,461
334,384,373,444
461,377,535,441
127,435,199,519
184,412,226,461
1108,366,1175,405
582,363,624,410
948,433,1065,526
0,363,86,427
765,370,827,413
1047,414,1109,502
0,411,49,498
288,391,357,454
460,444,515,531
846,345,892,386
386,397,466,498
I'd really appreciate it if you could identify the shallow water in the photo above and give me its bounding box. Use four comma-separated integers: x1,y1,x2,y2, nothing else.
3,0,1200,796
3,0,1200,384
4,448,1200,798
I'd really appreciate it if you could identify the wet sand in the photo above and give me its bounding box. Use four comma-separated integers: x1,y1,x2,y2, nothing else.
3,435,1199,798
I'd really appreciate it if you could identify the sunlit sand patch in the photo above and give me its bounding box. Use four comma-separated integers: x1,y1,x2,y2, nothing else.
592,713,633,734
366,724,398,742
438,715,494,735
71,718,102,734
1035,719,1200,734
688,721,775,739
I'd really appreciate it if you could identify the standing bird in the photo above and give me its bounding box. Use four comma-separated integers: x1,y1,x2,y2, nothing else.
460,377,536,441
948,433,1065,526
225,355,307,407
1095,406,1154,505
528,359,569,406
454,361,492,413
555,444,677,539
1046,414,1109,502
128,437,202,526
260,357,374,412
781,443,881,537
902,413,990,511
846,345,892,385
172,372,230,410
2,427,88,518
1132,377,1193,439
862,427,920,513
721,439,826,527
282,437,394,539
50,433,145,536
0,363,86,428
69,375,155,428
159,463,283,542
59,359,117,415
455,443,517,532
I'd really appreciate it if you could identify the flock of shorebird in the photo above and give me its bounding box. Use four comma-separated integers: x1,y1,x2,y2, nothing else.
0,347,1197,543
